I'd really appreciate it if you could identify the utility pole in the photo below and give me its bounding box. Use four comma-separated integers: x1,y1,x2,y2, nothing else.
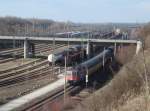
67,23,70,67
64,55,67,104
81,34,84,62
64,21,69,104
13,36,16,59
52,36,55,79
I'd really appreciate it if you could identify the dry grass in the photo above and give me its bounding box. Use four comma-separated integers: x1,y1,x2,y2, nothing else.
61,98,75,111
73,48,150,111
137,23,150,50
145,35,150,49
115,45,136,65
112,95,150,111
138,23,150,40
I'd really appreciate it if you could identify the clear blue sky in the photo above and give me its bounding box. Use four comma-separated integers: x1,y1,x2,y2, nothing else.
0,0,150,23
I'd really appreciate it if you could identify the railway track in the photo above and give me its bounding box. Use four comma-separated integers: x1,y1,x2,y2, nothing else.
0,44,64,56
34,44,65,55
0,80,79,111
0,44,65,64
23,85,78,111
0,59,49,79
0,58,16,64
0,47,23,55
0,59,63,87
0,44,65,74
0,58,43,74
0,44,66,88
0,66,62,87
0,44,50,56
0,48,23,58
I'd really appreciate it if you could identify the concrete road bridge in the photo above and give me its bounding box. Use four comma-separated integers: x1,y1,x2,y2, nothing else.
0,36,142,58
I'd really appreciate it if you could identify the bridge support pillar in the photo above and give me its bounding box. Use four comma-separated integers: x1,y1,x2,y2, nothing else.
29,43,35,57
86,41,93,59
114,42,117,56
86,41,90,59
24,38,29,59
103,47,106,67
136,41,142,54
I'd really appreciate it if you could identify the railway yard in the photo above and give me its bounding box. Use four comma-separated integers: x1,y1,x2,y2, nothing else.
0,41,117,111
0,1,147,110
0,39,113,110
0,31,140,111
0,43,67,105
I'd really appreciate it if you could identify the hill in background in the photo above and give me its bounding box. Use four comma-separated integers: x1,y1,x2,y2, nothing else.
0,16,141,37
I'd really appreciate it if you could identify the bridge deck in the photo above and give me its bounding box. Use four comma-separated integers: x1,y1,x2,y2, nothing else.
0,36,138,44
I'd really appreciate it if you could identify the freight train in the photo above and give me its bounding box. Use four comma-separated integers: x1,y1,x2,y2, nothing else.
48,45,86,66
66,47,114,84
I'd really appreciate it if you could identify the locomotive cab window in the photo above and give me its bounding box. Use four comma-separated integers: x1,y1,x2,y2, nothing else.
67,71,72,75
